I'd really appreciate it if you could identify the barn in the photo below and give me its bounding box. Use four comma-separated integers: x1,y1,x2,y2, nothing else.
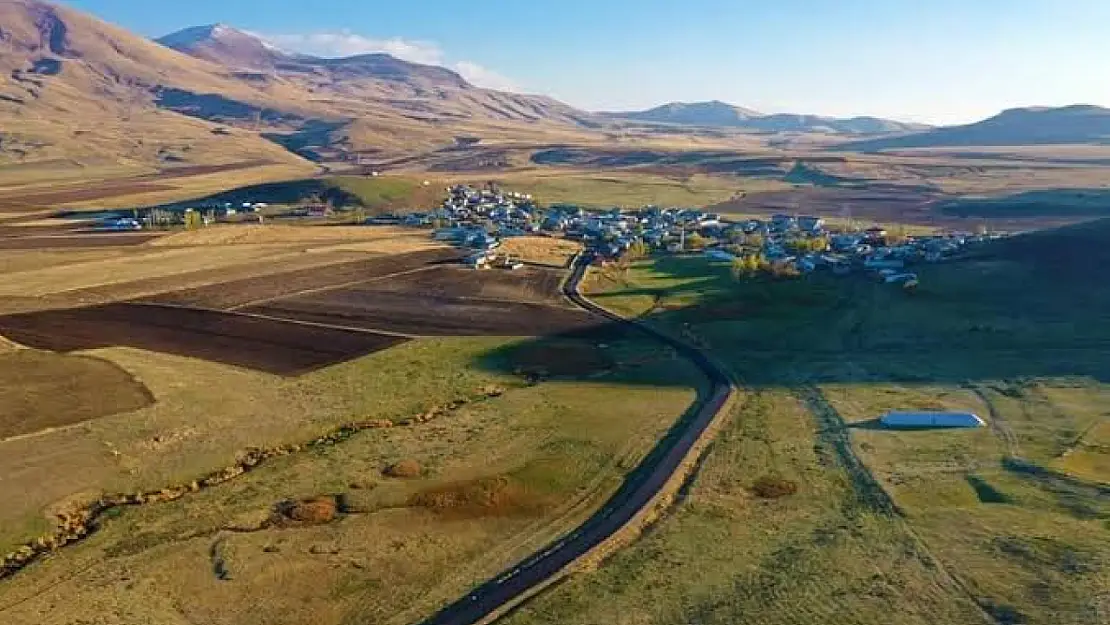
880,411,985,429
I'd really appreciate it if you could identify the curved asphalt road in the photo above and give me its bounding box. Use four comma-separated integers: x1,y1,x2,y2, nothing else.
418,253,735,625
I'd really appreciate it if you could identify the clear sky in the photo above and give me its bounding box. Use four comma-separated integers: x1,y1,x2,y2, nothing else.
59,0,1110,124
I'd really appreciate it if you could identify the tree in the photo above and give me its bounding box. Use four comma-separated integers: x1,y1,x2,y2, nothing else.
768,260,801,280
685,232,708,250
730,254,763,281
626,240,650,260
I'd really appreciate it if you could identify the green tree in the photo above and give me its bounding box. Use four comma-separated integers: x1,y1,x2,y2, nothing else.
685,232,708,250
627,240,650,260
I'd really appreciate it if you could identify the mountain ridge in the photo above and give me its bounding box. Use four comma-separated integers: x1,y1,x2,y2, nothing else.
839,104,1110,150
603,100,931,134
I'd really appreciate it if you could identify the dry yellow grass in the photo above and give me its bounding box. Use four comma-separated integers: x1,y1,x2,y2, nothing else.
0,338,702,625
151,224,435,247
498,236,582,267
0,225,444,301
60,163,320,210
0,245,297,297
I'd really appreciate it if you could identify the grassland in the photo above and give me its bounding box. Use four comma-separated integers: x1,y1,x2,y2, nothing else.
510,224,1110,625
0,333,705,625
0,350,152,441
0,217,716,625
487,171,779,208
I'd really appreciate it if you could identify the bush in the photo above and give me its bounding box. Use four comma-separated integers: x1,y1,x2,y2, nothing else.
383,459,423,478
751,475,799,499
276,497,338,524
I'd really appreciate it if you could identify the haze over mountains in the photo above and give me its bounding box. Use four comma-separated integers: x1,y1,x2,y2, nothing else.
2,0,1110,176
602,100,932,135
840,105,1110,151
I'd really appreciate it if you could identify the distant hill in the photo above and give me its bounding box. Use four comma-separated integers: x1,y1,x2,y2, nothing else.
0,1,601,175
602,101,929,135
604,101,763,126
157,24,470,89
840,105,1110,151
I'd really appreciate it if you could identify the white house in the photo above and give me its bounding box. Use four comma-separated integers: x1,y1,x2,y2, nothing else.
880,412,985,429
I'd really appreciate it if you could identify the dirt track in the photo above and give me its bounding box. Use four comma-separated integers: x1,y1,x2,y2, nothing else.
0,303,405,375
420,254,735,625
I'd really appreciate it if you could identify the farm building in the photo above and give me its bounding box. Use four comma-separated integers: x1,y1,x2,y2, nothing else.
880,412,985,429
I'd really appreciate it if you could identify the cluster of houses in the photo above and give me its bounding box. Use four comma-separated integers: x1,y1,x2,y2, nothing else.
710,214,997,287
379,185,1004,284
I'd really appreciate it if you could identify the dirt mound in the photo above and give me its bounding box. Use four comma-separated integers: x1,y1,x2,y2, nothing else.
383,459,422,478
409,476,545,518
275,497,338,525
750,475,799,499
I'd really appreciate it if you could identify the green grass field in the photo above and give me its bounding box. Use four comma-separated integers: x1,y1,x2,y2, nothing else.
510,223,1110,625
0,326,709,625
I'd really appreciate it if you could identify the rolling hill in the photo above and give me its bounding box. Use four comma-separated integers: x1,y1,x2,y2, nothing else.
603,100,929,134
0,1,601,177
840,105,1110,151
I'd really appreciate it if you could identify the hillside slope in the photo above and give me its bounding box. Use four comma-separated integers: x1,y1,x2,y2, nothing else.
0,1,602,177
840,105,1110,151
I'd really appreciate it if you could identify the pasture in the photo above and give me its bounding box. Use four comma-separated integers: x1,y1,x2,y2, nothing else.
0,218,708,625
510,228,1110,625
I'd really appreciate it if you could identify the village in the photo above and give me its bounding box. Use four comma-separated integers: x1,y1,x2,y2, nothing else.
381,183,1005,287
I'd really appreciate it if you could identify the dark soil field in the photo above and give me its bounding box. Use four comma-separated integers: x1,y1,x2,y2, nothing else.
241,265,597,336
0,303,405,375
0,161,275,213
362,265,569,305
0,232,162,250
146,247,462,310
0,350,153,440
0,183,179,212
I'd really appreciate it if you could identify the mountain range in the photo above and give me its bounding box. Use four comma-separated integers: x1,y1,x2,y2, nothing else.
2,0,1110,177
601,100,931,135
838,104,1110,151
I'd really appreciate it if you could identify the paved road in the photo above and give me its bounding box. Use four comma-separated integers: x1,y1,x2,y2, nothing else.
418,253,735,625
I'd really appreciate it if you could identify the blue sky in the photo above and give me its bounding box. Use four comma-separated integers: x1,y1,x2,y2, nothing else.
60,0,1110,124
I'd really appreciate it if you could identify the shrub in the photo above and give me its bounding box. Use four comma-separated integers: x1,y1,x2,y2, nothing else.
277,497,338,524
751,475,799,499
383,459,423,478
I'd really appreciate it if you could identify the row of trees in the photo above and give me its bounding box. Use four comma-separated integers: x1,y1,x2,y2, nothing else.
730,254,801,281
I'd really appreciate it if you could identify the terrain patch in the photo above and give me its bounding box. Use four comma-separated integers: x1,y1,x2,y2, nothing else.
0,303,405,375
0,349,153,440
240,265,596,337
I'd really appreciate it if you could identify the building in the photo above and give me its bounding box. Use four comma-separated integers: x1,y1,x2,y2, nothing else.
880,412,985,429
798,215,825,233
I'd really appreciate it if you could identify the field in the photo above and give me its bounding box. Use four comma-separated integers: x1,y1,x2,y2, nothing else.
0,350,153,440
486,171,767,209
0,216,714,625
0,303,407,375
240,265,596,337
509,225,1110,625
0,162,316,213
497,236,582,267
